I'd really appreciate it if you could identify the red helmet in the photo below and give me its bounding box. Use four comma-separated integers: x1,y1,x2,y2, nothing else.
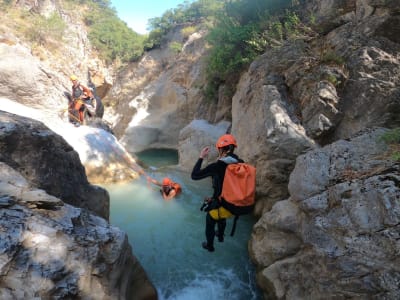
216,134,237,149
162,177,172,186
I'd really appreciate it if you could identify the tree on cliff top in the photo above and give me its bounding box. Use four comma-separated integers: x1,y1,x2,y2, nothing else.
205,0,302,100
81,0,146,64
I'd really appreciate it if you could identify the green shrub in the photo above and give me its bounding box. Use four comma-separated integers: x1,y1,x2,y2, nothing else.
325,74,338,86
270,21,283,40
144,28,164,50
381,128,400,144
84,5,145,64
170,41,183,54
320,50,345,66
25,13,66,46
380,128,400,161
204,0,302,101
206,20,262,79
392,152,400,161
181,26,197,39
286,11,300,37
203,79,220,103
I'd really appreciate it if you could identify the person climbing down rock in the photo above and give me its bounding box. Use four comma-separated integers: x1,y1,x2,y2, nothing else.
147,176,182,200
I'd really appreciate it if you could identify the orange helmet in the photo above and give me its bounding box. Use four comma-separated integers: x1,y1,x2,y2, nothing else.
162,177,172,186
216,134,237,149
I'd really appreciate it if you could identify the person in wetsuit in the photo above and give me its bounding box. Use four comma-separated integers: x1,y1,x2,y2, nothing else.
191,134,243,252
148,177,182,200
69,75,95,125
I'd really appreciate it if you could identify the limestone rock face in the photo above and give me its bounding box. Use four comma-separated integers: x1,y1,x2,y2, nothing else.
228,0,400,217
231,44,317,215
328,17,400,139
0,42,66,108
0,110,109,219
292,0,400,141
0,10,131,184
0,162,157,300
244,11,400,279
112,28,212,153
1,98,141,185
178,120,231,170
249,128,400,299
0,3,111,111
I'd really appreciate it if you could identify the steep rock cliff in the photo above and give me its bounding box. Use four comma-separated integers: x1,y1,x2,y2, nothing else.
0,111,109,219
0,2,155,298
0,111,157,299
249,128,400,299
240,1,400,298
0,4,141,184
0,168,156,299
109,27,215,153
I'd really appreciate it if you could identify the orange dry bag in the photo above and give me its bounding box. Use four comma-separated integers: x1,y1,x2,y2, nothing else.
219,163,256,236
172,183,182,195
220,163,256,207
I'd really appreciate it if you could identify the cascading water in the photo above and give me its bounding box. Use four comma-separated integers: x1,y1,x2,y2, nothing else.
105,150,262,300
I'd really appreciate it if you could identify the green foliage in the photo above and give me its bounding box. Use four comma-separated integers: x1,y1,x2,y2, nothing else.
320,50,345,66
262,9,305,47
204,0,301,100
203,79,221,102
143,28,163,50
392,152,400,161
283,10,300,38
270,21,283,40
80,1,145,64
321,50,345,66
325,74,338,86
147,0,224,32
309,13,316,26
380,128,400,161
206,20,262,79
223,0,285,24
381,128,400,144
170,41,183,54
145,18,166,49
88,17,145,64
181,26,197,38
145,0,224,49
25,13,66,46
63,0,145,64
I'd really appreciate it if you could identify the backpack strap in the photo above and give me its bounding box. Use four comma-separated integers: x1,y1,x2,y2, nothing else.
230,215,239,236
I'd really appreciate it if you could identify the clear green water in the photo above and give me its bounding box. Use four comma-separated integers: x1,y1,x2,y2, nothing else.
104,150,262,300
134,148,179,168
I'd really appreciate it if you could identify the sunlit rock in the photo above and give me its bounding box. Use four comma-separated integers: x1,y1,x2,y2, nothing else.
0,99,141,185
178,119,231,170
0,162,157,299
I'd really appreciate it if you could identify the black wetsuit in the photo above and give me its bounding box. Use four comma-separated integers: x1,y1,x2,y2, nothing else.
191,153,243,248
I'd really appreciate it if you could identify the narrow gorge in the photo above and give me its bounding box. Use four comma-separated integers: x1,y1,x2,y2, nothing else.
0,0,399,299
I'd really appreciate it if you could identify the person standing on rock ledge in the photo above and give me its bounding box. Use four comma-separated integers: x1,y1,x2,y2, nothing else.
191,134,245,252
68,75,96,126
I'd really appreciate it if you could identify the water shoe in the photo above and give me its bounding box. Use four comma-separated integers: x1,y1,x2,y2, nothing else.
202,242,215,252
